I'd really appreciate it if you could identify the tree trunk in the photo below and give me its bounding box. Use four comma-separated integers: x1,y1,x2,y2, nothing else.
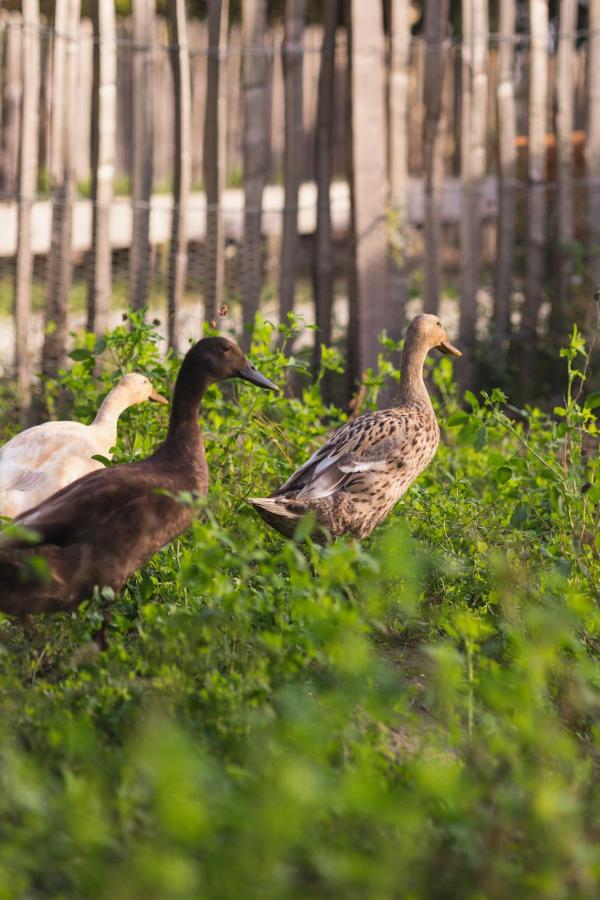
130,0,154,311
521,0,548,388
422,0,449,316
87,0,116,336
167,0,192,351
313,0,337,369
587,0,600,292
459,0,488,389
241,0,270,348
388,0,411,342
14,0,40,414
347,0,388,381
555,0,577,335
42,0,81,380
494,0,517,342
279,0,305,326
203,0,229,325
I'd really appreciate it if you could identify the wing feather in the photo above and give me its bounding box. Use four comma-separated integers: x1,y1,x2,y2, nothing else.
274,410,414,502
0,463,165,551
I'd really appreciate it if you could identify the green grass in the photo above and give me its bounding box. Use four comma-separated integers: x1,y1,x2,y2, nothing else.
0,311,598,898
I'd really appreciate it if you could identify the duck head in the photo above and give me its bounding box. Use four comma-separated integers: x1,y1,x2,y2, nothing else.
194,336,278,391
115,373,169,405
405,314,462,357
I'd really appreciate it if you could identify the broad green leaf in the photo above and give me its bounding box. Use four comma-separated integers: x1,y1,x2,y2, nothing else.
584,392,600,410
495,466,512,485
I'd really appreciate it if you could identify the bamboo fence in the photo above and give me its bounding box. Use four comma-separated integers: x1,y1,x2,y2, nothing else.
0,1,599,405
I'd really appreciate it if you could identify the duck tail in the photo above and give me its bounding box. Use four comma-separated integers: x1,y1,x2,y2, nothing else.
248,496,303,539
248,497,297,517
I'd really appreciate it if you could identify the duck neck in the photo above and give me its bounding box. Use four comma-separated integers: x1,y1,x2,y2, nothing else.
92,386,133,446
397,338,432,409
162,354,213,458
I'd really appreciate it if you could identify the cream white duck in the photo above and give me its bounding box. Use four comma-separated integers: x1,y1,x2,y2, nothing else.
250,314,461,541
0,373,167,518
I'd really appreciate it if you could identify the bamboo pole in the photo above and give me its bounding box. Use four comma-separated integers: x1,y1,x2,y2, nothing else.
459,0,488,387
189,20,207,188
42,0,81,381
279,0,305,325
167,0,192,350
494,0,517,341
388,0,411,341
555,0,577,333
226,24,242,182
347,0,388,379
313,0,337,367
14,0,40,413
87,0,116,336
422,0,449,315
241,0,270,347
203,0,229,323
76,19,93,185
130,0,155,311
0,12,5,177
587,0,600,290
2,12,22,195
521,0,548,379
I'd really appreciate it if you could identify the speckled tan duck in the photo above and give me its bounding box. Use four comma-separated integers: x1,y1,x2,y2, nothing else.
250,314,461,541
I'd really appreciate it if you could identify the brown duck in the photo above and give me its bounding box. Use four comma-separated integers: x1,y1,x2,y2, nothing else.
250,315,461,541
0,337,277,617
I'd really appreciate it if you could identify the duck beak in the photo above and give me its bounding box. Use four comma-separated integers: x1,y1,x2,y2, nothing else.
237,362,279,392
149,388,169,404
438,339,462,357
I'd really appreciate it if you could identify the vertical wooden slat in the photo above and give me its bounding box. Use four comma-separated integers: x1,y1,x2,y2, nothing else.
459,0,488,387
388,0,411,340
279,0,305,326
130,0,155,311
521,0,548,377
203,0,229,322
226,24,242,182
332,26,348,179
39,23,54,181
347,0,388,379
408,39,425,175
167,0,192,350
87,0,116,335
314,0,337,366
2,13,22,195
270,24,285,179
422,0,449,315
587,0,600,290
189,20,207,188
494,0,517,341
76,18,93,185
14,0,40,412
152,18,173,191
555,0,577,332
0,11,5,159
42,0,81,380
115,18,133,181
302,26,320,179
241,0,269,346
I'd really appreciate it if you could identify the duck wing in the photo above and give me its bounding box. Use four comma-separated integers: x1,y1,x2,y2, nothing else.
0,422,92,482
274,409,413,502
0,463,176,551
